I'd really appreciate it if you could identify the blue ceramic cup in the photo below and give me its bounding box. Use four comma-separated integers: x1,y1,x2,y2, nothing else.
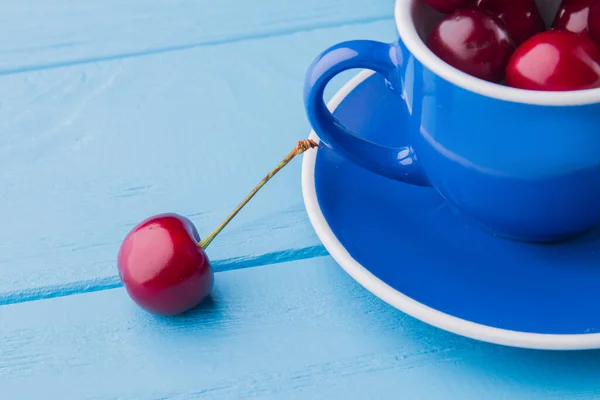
303,0,600,243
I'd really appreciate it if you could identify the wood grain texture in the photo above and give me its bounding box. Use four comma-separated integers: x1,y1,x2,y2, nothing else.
0,20,397,300
0,0,392,75
2,256,600,400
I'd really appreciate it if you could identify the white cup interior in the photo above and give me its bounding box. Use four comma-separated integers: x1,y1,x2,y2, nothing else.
394,0,600,105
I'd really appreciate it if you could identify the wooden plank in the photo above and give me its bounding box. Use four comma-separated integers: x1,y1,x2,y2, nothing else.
2,256,599,399
0,20,396,299
0,0,392,75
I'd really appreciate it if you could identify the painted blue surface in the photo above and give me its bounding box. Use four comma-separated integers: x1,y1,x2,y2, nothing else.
0,10,396,300
4,257,600,399
304,1,600,243
314,72,600,335
1,0,599,398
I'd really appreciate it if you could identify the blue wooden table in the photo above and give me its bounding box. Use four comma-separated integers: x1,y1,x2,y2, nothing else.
3,1,600,398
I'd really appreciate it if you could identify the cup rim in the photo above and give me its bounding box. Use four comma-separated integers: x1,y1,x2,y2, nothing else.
394,0,600,106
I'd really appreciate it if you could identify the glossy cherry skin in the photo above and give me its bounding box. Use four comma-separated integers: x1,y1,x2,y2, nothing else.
506,30,600,91
552,0,594,35
422,0,474,13
475,0,545,45
426,8,515,82
589,0,600,45
117,213,214,316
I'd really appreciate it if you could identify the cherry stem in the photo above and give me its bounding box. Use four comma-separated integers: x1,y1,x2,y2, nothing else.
198,139,321,250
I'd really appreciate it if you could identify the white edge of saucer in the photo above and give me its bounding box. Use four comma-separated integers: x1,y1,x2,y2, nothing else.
301,69,600,351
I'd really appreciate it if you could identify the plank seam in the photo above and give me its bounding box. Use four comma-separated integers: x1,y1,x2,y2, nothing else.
0,15,391,76
0,245,328,306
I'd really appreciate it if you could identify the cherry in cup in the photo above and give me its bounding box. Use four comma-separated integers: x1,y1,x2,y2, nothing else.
589,0,600,45
475,0,546,45
426,8,515,82
506,30,600,91
422,0,473,13
117,140,320,316
552,0,595,36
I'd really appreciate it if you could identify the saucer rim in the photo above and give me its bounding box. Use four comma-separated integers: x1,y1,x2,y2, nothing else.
301,69,600,350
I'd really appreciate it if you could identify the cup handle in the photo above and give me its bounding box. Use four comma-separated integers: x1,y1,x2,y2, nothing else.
303,40,429,186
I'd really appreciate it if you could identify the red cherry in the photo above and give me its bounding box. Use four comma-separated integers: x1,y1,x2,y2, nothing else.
115,140,319,317
589,0,600,45
475,0,545,45
422,0,474,13
506,30,600,91
552,0,594,35
426,8,515,82
118,213,214,316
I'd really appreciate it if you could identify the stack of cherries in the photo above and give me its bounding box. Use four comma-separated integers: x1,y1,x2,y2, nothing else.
424,0,600,91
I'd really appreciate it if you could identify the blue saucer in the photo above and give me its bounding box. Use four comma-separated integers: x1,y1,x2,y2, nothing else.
302,71,600,350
